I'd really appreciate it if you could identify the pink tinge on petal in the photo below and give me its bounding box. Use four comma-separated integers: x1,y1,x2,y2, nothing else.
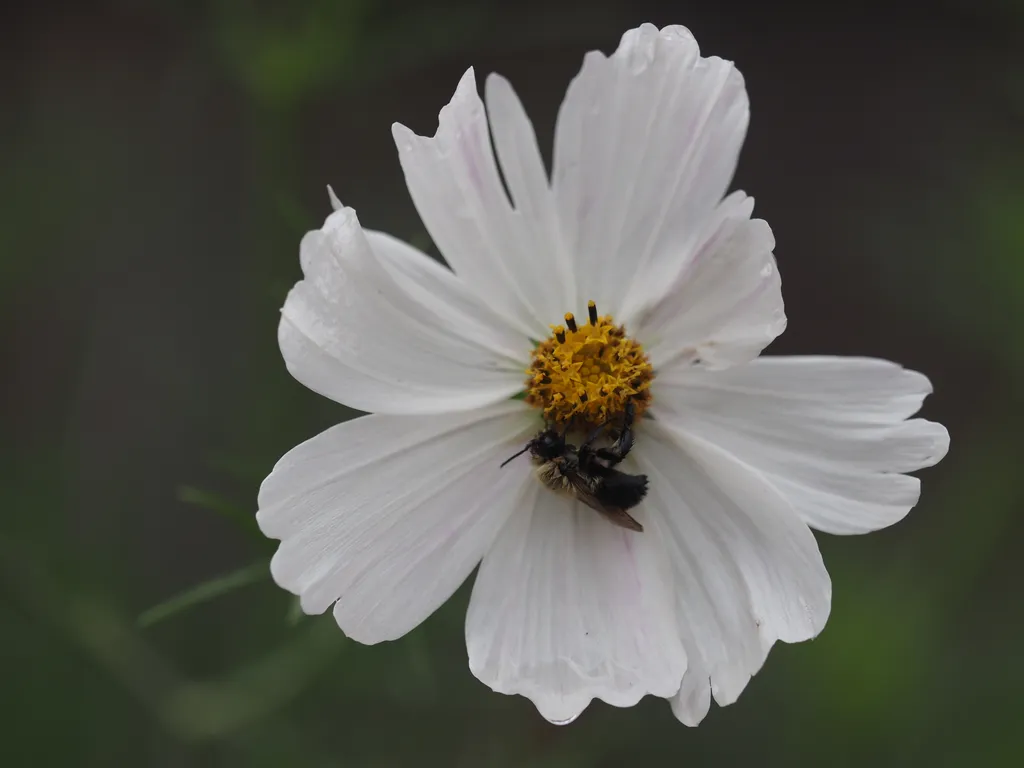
631,418,832,717
279,205,527,415
552,24,750,321
466,484,686,724
634,195,785,373
392,68,570,335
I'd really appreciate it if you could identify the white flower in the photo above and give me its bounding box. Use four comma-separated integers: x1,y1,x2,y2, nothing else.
257,23,949,725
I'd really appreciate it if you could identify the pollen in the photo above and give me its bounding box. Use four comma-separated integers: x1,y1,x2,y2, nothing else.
524,301,653,428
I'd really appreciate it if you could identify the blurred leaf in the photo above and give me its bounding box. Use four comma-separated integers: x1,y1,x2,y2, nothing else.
274,189,316,238
0,534,330,760
204,451,273,484
0,533,181,712
214,0,516,110
215,0,368,109
285,596,306,626
921,428,1021,601
177,484,263,539
138,561,269,628
406,230,435,255
161,617,344,741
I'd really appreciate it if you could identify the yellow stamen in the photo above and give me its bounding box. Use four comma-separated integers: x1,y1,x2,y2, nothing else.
524,301,654,428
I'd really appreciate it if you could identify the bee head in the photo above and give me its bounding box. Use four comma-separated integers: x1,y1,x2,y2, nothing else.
499,425,569,469
529,429,566,461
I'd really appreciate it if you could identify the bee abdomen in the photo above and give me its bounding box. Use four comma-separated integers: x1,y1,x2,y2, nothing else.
599,471,648,510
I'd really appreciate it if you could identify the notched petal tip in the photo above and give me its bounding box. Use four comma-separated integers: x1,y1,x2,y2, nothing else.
266,544,322,611
456,65,477,90
326,184,343,211
390,121,417,153
307,203,361,244
722,190,755,217
905,367,936,397
331,600,404,645
658,24,697,43
469,675,667,727
437,67,480,127
670,675,713,727
617,22,698,57
393,68,482,148
919,419,951,467
748,217,777,251
465,674,595,726
482,71,514,108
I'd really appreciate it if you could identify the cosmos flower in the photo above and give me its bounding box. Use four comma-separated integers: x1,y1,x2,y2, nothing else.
257,23,949,725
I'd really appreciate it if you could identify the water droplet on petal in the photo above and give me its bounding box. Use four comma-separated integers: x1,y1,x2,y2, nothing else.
548,713,581,726
660,26,689,42
760,263,774,278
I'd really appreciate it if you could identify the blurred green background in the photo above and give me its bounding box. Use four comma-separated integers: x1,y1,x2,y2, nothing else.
3,0,1022,765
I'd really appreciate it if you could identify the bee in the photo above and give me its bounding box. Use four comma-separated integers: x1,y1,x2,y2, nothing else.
500,401,648,532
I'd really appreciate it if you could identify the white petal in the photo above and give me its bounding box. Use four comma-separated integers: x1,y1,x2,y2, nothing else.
466,483,686,724
484,73,575,315
393,69,568,337
634,192,786,370
334,187,517,347
257,401,537,643
327,184,343,211
633,421,831,710
279,205,527,415
668,653,712,727
364,229,530,360
552,24,749,319
654,356,950,534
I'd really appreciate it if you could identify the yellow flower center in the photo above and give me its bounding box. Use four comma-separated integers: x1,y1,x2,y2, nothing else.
524,301,654,428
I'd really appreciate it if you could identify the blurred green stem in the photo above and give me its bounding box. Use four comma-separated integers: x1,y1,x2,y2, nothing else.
0,534,340,754
137,559,270,628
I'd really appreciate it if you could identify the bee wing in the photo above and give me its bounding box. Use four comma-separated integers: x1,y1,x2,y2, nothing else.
589,502,645,533
565,474,644,533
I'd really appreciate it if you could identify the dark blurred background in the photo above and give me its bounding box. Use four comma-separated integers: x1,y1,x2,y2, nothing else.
2,0,1022,765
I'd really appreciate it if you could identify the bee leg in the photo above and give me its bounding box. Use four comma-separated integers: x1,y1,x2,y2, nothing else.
621,400,637,430
594,426,634,466
581,421,610,449
582,401,633,448
587,401,637,467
